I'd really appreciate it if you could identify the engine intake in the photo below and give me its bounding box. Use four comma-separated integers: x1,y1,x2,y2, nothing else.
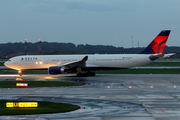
48,66,65,75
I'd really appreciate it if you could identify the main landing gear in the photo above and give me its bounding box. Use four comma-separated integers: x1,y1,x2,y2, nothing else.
18,70,22,76
76,72,96,77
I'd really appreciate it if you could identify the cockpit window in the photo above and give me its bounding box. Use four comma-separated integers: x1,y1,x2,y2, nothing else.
8,60,11,62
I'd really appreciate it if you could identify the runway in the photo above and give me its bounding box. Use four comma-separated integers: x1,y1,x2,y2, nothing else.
1,74,180,120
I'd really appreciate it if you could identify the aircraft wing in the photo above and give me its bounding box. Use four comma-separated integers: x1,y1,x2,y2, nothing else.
62,56,88,69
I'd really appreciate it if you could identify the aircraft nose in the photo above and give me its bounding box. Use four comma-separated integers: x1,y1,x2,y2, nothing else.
4,61,7,66
4,61,8,67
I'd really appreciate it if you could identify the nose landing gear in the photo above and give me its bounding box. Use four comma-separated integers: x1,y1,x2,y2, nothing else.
18,70,22,76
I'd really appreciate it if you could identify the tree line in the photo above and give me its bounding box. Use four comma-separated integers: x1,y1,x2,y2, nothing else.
0,42,180,58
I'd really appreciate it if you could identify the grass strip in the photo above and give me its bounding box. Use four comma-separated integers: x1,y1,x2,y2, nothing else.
95,69,180,74
0,69,48,74
0,100,80,116
141,62,180,66
0,62,5,66
0,81,83,88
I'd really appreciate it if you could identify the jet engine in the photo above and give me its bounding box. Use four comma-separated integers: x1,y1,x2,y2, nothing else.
48,66,65,75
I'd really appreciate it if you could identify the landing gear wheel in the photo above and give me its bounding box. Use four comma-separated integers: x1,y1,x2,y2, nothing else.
18,70,22,76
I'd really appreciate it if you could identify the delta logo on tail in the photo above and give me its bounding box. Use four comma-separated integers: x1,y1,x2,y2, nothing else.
139,30,171,54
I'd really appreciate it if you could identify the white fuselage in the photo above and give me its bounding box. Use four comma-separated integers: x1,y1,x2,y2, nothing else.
4,54,152,71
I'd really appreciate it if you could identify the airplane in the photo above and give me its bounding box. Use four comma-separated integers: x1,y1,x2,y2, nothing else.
4,30,174,76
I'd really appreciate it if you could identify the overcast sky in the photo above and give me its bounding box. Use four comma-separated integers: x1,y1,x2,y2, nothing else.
0,0,179,48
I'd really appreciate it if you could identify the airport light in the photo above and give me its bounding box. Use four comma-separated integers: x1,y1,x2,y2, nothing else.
107,86,110,88
151,86,153,88
6,102,38,108
16,83,28,87
174,86,176,88
129,86,132,88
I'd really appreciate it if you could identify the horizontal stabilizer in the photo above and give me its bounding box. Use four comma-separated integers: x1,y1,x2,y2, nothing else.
163,53,176,58
149,54,164,61
149,53,175,61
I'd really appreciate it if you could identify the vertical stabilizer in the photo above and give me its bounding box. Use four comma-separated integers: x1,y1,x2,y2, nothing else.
139,30,171,54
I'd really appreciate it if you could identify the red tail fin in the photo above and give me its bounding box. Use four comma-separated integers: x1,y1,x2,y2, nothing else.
139,30,171,54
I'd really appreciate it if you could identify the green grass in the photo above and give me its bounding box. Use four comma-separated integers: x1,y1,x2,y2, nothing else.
0,69,48,74
0,59,7,61
142,62,180,66
23,71,48,74
0,81,83,88
96,69,180,74
0,100,80,115
0,69,19,74
0,62,5,66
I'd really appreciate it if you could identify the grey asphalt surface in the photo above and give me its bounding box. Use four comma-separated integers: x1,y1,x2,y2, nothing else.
1,74,180,120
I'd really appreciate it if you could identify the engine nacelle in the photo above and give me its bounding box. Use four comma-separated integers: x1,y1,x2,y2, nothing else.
48,66,65,75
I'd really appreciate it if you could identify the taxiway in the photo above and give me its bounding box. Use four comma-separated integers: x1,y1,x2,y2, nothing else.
1,74,180,120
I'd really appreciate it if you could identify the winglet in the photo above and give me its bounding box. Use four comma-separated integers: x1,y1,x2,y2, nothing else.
139,30,171,54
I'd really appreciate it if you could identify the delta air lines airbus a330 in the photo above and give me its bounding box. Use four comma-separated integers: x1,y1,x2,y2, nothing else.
4,30,174,76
